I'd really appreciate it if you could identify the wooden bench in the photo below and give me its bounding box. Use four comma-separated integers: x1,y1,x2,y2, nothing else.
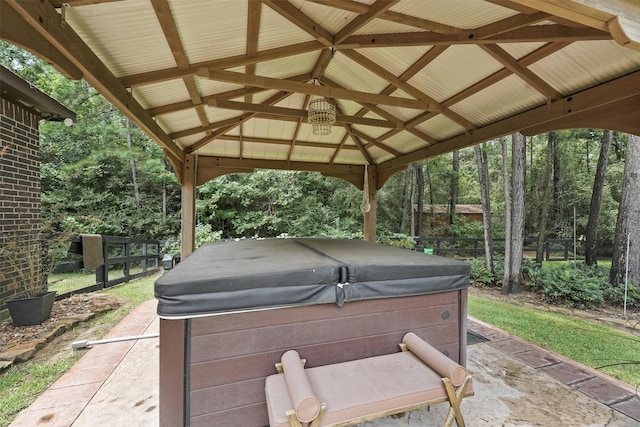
264,332,473,427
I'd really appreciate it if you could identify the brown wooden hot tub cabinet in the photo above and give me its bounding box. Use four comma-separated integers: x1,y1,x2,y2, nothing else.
155,238,470,427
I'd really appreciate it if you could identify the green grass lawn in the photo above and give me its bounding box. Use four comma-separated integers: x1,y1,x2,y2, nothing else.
469,294,640,387
0,273,158,427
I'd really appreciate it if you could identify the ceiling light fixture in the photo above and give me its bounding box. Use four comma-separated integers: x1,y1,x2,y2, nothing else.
308,80,335,136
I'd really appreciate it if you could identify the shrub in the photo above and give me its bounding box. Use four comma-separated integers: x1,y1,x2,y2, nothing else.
379,234,415,249
540,264,608,308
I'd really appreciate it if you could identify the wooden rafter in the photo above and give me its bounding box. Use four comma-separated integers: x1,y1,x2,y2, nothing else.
151,0,210,137
119,41,324,87
197,68,435,110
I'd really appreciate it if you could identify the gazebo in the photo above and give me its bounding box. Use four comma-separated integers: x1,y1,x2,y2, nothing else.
2,0,639,257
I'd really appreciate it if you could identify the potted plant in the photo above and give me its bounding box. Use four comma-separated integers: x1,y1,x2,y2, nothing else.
0,231,68,326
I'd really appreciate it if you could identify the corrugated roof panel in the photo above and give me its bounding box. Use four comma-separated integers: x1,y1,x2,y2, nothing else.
243,141,290,160
357,15,426,35
241,117,297,141
195,139,240,157
240,89,285,104
275,93,307,110
297,123,348,144
350,125,396,140
359,46,434,79
67,0,176,77
155,109,203,135
384,132,428,154
332,149,368,165
256,51,319,80
175,134,202,151
415,115,466,141
325,53,390,94
335,100,369,117
367,145,395,163
133,80,190,110
531,41,640,95
290,145,335,163
293,0,362,34
451,74,545,126
196,79,245,98
499,42,547,61
205,105,247,124
391,0,516,29
377,89,425,122
258,3,317,51
409,45,502,102
170,0,247,65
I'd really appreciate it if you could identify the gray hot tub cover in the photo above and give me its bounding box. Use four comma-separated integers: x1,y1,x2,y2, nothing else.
154,238,470,318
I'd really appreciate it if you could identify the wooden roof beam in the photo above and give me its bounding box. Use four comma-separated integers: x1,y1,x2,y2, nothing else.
188,91,293,153
339,25,610,48
197,68,435,110
119,41,324,87
208,99,401,128
151,0,211,136
479,44,564,100
4,0,184,171
378,69,640,171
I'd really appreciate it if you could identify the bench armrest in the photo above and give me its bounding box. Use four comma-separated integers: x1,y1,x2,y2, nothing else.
402,332,467,386
280,350,322,423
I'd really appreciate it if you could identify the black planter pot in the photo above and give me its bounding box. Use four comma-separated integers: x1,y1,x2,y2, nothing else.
6,291,57,326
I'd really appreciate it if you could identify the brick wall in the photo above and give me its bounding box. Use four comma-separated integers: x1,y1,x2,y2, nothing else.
0,98,42,320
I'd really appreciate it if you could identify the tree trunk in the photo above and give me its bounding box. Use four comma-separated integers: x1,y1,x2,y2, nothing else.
125,117,141,209
410,164,416,238
415,163,425,237
610,134,640,287
536,131,558,264
425,160,434,231
474,143,494,276
450,150,459,228
509,133,526,293
400,167,411,233
501,137,512,294
552,133,562,228
585,131,612,266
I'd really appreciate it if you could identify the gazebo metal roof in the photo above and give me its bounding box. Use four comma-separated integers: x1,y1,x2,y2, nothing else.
2,0,639,247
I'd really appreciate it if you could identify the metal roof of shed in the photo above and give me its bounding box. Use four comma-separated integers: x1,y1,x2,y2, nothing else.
2,0,639,188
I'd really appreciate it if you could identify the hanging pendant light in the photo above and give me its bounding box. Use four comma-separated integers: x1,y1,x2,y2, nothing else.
308,80,336,136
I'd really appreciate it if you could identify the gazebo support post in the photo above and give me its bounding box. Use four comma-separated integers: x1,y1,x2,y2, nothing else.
181,154,197,259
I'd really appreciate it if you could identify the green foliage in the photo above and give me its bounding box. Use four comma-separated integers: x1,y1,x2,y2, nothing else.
468,259,495,285
379,234,415,249
449,216,485,238
539,265,606,307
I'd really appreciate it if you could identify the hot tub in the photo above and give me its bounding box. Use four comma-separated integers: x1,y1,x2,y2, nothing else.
155,238,470,427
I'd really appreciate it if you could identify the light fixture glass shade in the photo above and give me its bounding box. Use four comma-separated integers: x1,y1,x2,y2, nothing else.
308,97,336,136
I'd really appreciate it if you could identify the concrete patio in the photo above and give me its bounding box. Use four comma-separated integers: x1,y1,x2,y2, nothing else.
9,299,640,427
